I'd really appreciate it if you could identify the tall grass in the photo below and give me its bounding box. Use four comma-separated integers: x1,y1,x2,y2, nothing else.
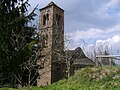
1,66,120,90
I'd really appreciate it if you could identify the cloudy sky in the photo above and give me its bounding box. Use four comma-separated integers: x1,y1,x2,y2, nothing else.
29,0,120,54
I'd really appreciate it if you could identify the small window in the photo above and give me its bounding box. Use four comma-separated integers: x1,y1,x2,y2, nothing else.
46,14,49,20
56,14,58,20
43,15,46,25
56,14,60,25
58,15,60,25
41,35,48,47
44,35,48,47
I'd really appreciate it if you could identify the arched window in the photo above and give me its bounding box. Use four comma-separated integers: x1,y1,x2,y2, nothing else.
43,15,46,25
41,35,48,47
58,15,60,25
44,35,48,47
46,14,49,20
56,14,60,25
43,13,49,25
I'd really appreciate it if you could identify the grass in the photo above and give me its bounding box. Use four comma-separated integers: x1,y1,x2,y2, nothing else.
1,66,120,90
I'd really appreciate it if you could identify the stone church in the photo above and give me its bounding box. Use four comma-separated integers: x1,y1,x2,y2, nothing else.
37,2,95,86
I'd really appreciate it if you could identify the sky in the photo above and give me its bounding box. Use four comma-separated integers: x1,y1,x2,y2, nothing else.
29,0,120,55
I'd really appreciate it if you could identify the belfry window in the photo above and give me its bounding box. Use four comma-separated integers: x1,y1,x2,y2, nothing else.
43,15,46,25
43,13,49,26
58,15,60,25
46,14,49,20
56,14,60,25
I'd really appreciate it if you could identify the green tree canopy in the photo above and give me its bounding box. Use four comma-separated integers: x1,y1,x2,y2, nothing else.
0,0,38,86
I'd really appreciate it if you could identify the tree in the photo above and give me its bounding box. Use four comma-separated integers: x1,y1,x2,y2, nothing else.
0,0,38,87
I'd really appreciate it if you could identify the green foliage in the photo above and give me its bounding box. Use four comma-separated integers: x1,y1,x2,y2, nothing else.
0,0,38,86
43,66,120,90
2,66,120,90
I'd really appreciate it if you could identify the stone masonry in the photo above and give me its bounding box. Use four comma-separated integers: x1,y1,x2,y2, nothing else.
37,2,64,86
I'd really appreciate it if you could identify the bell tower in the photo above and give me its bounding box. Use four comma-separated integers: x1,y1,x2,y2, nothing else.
37,2,64,86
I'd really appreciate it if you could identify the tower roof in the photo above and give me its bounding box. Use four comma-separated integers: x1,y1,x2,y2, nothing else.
40,1,64,11
47,1,56,6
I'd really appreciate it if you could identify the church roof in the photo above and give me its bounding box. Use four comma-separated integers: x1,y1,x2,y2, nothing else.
73,58,95,66
65,47,95,66
40,1,64,11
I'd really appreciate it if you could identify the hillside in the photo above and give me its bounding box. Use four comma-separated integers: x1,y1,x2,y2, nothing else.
1,66,120,90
